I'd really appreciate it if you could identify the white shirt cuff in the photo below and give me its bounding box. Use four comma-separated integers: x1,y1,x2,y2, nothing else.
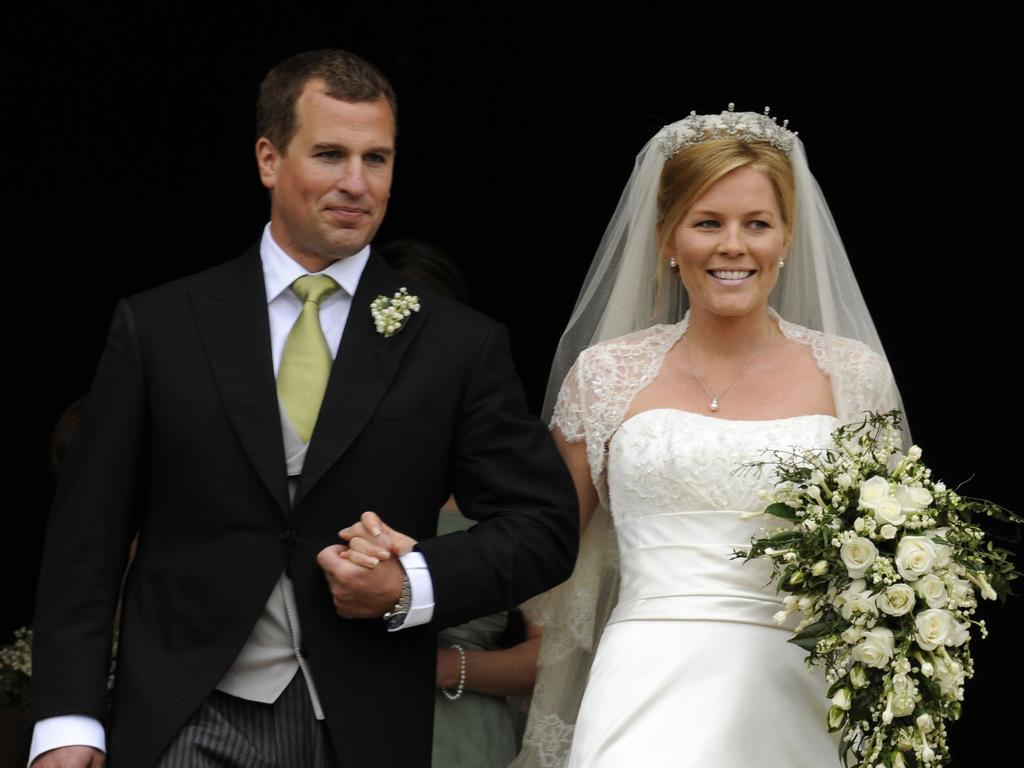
28,715,106,766
390,551,434,630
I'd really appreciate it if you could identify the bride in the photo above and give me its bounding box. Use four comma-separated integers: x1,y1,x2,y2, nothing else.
514,107,909,767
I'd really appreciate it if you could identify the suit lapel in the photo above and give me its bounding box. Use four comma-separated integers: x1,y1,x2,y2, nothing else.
294,255,428,508
190,246,291,514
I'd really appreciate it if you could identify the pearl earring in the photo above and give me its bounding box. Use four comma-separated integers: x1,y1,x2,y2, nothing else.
669,257,677,268
778,260,785,268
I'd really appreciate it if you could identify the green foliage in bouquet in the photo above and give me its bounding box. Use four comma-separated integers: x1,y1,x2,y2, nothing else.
736,411,1021,768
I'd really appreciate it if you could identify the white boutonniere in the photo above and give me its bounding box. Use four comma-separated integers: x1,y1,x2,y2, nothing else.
371,287,421,338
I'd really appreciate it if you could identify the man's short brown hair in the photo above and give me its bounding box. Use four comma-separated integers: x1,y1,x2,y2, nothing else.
257,49,397,153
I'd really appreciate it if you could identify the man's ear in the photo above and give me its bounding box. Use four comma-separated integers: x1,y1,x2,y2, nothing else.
255,137,280,190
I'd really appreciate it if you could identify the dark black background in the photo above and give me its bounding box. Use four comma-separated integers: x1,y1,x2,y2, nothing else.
8,4,1019,759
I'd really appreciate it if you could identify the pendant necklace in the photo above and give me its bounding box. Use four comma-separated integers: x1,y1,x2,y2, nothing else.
684,325,775,412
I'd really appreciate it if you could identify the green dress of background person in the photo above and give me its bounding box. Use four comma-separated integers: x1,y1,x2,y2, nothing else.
432,508,521,767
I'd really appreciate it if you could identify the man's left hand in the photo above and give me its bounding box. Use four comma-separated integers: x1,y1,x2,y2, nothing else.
315,544,404,619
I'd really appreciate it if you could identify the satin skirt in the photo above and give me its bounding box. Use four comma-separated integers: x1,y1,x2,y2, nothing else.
567,512,840,767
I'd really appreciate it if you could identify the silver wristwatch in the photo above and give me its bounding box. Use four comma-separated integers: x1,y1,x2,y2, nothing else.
383,573,412,630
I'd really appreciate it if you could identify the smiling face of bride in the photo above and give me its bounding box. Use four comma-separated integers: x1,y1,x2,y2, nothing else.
657,140,794,321
666,165,787,318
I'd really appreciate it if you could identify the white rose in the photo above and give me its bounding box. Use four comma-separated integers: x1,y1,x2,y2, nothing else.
840,590,878,621
891,673,917,717
874,496,907,526
880,524,898,540
917,713,935,732
896,536,937,581
914,574,948,609
925,527,953,569
852,627,896,669
896,484,933,511
858,476,891,510
877,584,916,616
915,608,956,651
841,537,878,578
842,626,864,644
892,693,916,717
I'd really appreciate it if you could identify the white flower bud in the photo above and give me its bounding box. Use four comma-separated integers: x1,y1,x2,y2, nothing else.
811,560,830,576
849,665,869,688
831,687,852,710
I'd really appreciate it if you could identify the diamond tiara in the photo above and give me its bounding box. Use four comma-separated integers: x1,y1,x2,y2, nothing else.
656,104,797,158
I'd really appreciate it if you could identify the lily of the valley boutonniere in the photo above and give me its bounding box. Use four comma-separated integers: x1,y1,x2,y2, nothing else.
371,287,421,338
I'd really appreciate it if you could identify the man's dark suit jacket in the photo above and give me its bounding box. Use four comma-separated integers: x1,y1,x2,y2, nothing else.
30,246,579,767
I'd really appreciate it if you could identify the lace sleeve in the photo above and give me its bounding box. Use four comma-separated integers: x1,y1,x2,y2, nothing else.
778,318,909,444
550,358,586,442
827,335,902,418
514,323,685,768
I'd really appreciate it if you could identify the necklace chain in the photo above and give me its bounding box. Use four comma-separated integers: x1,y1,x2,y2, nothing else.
684,327,775,412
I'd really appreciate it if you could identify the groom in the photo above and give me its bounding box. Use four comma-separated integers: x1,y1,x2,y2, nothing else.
29,49,578,767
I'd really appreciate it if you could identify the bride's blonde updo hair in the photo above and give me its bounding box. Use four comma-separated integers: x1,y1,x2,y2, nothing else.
656,138,796,250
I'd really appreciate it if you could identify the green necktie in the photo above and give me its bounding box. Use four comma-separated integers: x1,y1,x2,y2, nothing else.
277,275,341,443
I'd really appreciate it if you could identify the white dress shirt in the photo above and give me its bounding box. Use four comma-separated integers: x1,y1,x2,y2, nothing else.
29,225,434,765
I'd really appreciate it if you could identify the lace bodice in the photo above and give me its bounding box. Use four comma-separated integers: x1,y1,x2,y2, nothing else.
606,409,838,627
551,314,899,504
609,409,838,521
516,317,901,768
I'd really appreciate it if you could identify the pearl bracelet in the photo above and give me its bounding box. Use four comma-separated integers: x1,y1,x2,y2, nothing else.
441,644,466,701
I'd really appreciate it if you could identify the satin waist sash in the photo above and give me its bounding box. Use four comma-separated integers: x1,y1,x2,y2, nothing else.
609,510,787,628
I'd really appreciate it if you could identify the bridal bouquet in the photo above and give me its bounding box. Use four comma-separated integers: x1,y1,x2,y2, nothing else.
736,411,1020,768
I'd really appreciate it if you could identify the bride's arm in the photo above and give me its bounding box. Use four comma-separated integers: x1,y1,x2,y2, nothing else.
552,428,599,533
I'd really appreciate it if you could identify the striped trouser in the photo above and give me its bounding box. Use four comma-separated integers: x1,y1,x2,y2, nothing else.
154,672,337,768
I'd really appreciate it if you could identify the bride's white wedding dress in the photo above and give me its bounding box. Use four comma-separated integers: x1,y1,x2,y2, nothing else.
516,317,901,768
566,408,840,766
516,317,909,768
